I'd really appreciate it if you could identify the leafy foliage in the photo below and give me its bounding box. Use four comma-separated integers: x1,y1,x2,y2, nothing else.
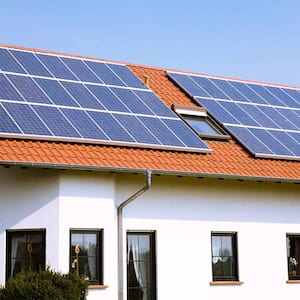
0,268,88,300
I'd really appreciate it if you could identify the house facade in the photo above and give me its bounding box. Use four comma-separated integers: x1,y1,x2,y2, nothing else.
0,44,299,300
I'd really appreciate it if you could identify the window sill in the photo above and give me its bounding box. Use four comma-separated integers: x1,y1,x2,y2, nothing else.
210,281,244,286
286,280,300,284
88,285,109,289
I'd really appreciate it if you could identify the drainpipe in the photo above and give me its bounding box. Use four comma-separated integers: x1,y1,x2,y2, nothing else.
117,170,152,300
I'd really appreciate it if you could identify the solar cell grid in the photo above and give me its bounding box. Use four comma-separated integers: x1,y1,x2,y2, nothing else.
0,74,24,101
0,47,211,153
10,50,52,77
0,48,26,74
108,63,146,89
3,102,52,135
0,104,21,133
33,106,81,137
60,57,101,83
61,82,105,110
7,75,51,104
168,71,300,160
36,54,78,81
85,60,125,86
61,108,109,140
35,78,79,107
139,116,184,147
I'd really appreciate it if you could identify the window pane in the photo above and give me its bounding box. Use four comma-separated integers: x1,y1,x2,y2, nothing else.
7,230,45,279
70,230,102,285
127,232,156,300
287,235,300,279
211,233,238,281
221,236,233,256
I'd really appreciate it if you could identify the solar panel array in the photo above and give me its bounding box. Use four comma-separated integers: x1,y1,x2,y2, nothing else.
168,71,300,160
0,47,211,153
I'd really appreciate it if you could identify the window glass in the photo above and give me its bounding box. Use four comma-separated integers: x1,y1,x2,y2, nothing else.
127,232,156,300
184,115,219,135
6,230,45,279
211,232,238,281
70,230,102,285
287,235,300,279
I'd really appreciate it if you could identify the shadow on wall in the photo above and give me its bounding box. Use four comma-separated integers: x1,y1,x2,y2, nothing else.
121,175,300,224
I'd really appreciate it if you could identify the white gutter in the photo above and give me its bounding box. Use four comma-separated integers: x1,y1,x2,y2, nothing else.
117,169,152,300
1,161,299,184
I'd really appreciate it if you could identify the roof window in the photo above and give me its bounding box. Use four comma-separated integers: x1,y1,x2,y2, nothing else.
173,105,231,140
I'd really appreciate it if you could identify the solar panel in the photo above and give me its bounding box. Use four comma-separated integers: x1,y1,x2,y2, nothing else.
0,46,210,153
168,71,300,160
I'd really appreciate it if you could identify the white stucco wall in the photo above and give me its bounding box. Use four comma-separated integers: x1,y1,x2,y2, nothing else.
0,167,299,300
119,174,300,300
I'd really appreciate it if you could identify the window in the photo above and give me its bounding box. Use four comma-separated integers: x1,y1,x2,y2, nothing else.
127,231,156,300
6,229,46,280
173,105,230,140
211,232,239,281
287,234,300,280
70,229,103,285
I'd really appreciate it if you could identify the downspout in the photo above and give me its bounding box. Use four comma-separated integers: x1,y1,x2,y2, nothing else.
117,169,152,300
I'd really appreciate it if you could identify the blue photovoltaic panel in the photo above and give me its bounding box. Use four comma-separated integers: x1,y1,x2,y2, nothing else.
0,46,210,153
87,111,135,143
114,114,160,145
60,57,101,83
36,53,78,81
168,71,300,160
209,78,249,102
86,85,130,112
0,74,24,101
219,102,259,127
7,75,51,104
61,82,105,110
61,108,109,140
162,118,210,149
2,102,52,135
84,60,125,86
107,64,146,89
35,78,79,107
110,88,154,115
33,106,80,137
270,130,300,156
139,116,184,147
0,48,26,74
191,76,230,99
196,98,239,124
246,84,284,106
226,125,273,155
264,86,299,108
0,104,22,133
134,90,176,118
10,50,52,77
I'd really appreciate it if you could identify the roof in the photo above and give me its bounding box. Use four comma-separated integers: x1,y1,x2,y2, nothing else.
0,44,299,182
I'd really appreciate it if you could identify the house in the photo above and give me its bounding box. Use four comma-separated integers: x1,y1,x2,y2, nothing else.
0,44,299,300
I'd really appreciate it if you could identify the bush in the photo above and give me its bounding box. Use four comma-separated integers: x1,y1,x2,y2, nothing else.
0,268,89,300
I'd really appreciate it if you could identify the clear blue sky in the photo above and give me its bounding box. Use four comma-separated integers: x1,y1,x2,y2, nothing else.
1,0,300,86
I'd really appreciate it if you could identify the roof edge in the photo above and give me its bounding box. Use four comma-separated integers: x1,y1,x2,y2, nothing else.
1,160,299,184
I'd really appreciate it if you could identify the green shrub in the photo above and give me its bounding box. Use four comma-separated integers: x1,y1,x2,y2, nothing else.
0,268,89,300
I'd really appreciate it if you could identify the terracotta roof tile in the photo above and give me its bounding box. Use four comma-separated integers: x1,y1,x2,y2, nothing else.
0,45,299,181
